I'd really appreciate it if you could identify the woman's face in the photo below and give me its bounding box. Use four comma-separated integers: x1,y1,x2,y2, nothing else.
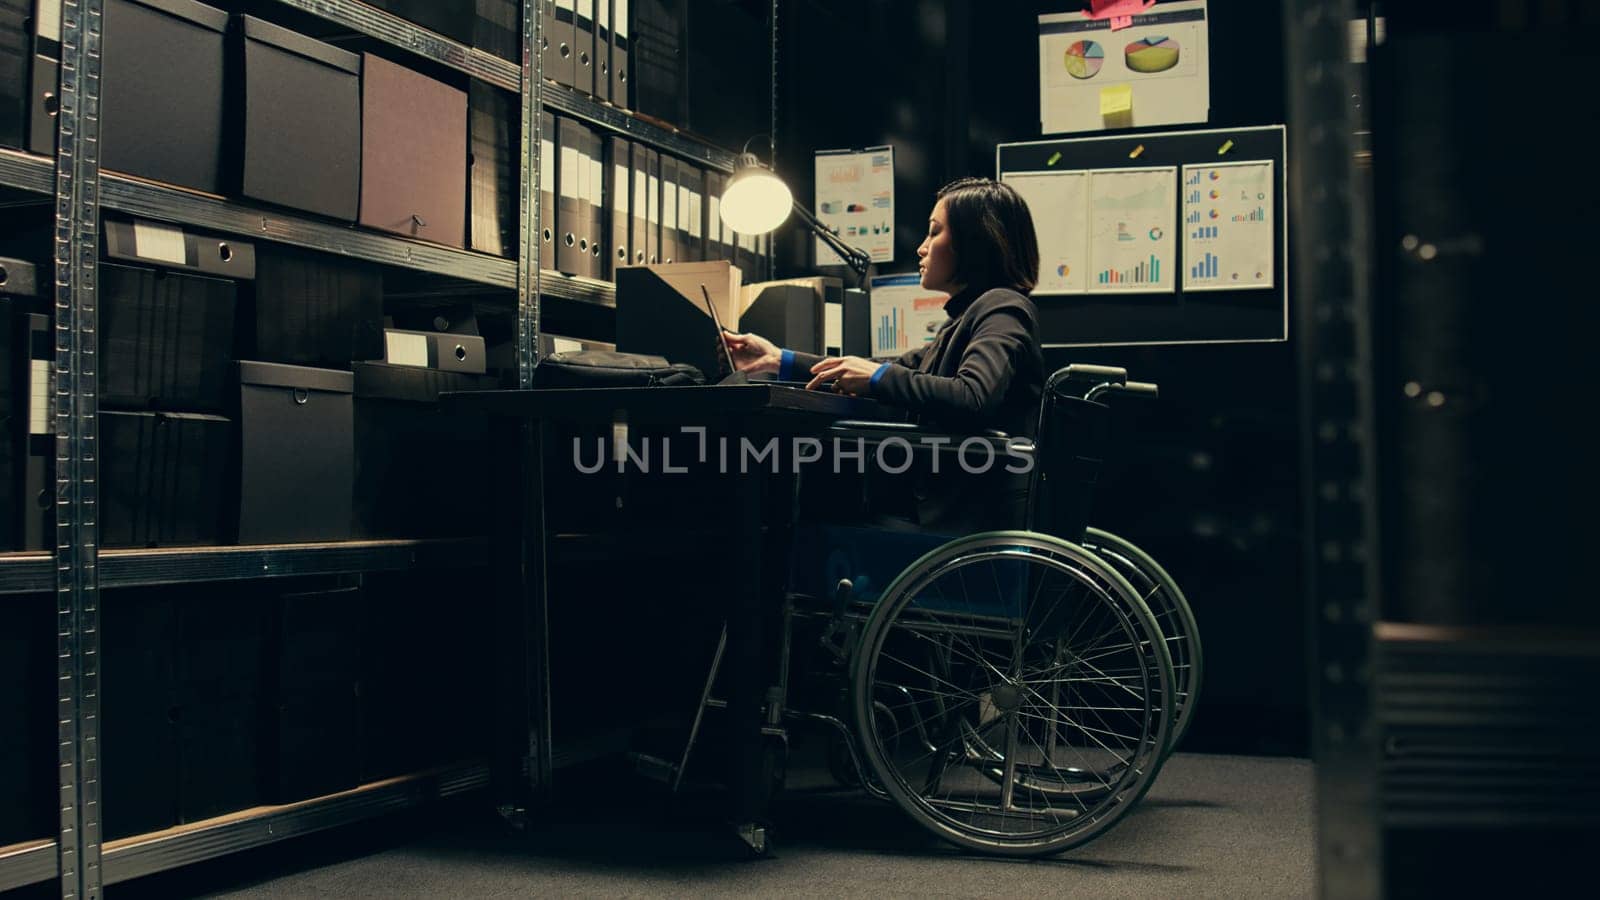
918,198,961,294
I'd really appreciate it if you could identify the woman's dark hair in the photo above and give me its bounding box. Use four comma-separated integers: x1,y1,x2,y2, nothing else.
935,177,1040,295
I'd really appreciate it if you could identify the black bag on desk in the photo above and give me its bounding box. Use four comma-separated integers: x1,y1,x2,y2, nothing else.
532,350,704,388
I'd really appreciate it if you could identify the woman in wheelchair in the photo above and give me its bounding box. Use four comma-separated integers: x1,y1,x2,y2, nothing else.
694,179,1194,858
723,176,1044,436
723,177,1045,533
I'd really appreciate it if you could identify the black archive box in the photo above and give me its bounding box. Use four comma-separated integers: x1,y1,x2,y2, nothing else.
266,584,363,804
100,410,229,548
368,0,473,44
0,295,14,551
235,361,354,544
101,0,227,193
99,262,237,412
633,0,685,126
352,362,496,539
175,591,267,823
0,596,55,845
0,0,27,149
231,16,361,221
1,255,34,551
251,243,384,370
360,570,492,780
100,590,181,840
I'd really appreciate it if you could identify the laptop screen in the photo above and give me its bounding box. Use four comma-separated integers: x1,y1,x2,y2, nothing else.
701,283,740,380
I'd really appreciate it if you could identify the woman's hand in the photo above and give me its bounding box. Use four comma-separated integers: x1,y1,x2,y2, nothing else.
721,331,782,375
807,356,880,396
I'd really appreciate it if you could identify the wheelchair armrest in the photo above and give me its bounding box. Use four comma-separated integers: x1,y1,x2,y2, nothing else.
832,416,1004,438
828,420,1030,460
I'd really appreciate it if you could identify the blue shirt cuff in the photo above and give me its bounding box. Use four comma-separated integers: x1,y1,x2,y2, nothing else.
869,363,890,389
779,348,797,381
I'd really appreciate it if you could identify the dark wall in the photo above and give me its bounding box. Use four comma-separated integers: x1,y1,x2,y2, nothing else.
777,0,1306,754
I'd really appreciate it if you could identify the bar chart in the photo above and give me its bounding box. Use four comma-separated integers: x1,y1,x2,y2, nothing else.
1181,160,1275,291
1098,255,1163,285
1088,167,1176,294
877,307,909,353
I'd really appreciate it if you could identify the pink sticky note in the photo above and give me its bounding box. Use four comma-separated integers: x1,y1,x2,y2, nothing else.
1085,0,1155,31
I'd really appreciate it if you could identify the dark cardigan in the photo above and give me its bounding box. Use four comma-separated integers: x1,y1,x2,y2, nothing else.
790,285,1045,531
792,285,1045,437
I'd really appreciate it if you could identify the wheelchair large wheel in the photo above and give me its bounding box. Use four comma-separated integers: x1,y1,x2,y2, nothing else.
1080,527,1203,754
851,531,1173,857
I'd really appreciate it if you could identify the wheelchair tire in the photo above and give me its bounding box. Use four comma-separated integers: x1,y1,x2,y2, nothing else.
1080,527,1204,755
851,531,1173,857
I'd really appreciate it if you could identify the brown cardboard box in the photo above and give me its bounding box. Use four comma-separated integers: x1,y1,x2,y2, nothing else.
359,53,467,247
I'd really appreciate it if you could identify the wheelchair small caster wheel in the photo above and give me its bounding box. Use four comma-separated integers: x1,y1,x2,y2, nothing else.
733,821,772,857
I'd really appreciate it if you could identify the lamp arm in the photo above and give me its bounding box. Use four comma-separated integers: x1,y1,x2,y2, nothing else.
790,201,872,285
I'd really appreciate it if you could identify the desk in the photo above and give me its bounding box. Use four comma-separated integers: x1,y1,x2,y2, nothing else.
447,384,882,850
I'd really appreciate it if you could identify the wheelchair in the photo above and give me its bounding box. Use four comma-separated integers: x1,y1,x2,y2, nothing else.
661,364,1202,857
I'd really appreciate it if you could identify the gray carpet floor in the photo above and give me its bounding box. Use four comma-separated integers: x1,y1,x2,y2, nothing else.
111,751,1311,899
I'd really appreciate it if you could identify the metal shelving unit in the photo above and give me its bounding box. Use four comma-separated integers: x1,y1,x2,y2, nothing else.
0,840,57,894
6,0,753,895
274,0,520,91
0,762,488,892
540,79,739,175
3,540,488,597
0,147,54,194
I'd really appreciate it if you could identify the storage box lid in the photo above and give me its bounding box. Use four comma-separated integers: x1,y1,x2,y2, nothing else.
239,16,360,74
353,362,498,404
238,360,354,394
101,409,231,425
127,0,229,33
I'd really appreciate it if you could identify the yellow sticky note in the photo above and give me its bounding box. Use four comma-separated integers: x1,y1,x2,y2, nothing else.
1100,84,1133,117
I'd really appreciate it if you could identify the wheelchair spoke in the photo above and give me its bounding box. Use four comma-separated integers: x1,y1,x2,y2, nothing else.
876,649,989,704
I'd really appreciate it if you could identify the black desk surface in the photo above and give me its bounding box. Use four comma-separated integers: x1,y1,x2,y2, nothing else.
444,383,884,424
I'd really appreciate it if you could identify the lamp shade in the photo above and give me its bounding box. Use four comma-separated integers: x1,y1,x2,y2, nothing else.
720,153,793,235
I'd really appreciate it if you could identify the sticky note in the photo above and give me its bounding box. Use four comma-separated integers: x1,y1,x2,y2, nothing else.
1087,0,1154,31
1100,84,1133,117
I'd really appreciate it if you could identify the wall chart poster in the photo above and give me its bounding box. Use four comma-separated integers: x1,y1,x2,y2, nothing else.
1001,169,1090,295
1181,159,1275,290
1087,167,1177,293
1037,0,1209,134
814,146,895,265
869,273,947,359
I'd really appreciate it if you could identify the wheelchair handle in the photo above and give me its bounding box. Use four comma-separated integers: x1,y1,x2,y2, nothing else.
1086,380,1159,402
1053,364,1128,386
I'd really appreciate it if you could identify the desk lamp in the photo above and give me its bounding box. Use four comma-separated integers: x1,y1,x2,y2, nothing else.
719,152,872,286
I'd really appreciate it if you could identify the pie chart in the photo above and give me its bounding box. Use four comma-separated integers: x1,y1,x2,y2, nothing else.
1064,40,1104,80
1126,37,1180,73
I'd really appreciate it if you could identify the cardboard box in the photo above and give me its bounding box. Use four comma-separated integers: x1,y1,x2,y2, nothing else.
99,262,237,412
235,361,354,544
100,0,228,193
100,410,229,548
233,16,361,221
360,53,467,247
615,260,742,380
0,0,29,149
